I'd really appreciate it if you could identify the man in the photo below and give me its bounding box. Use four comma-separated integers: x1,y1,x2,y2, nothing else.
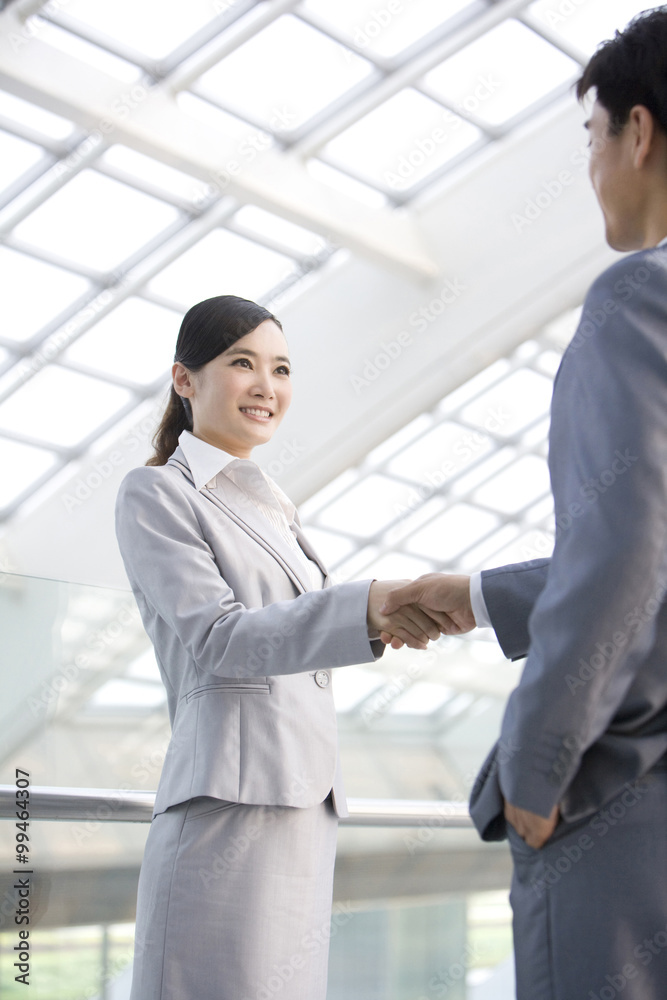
381,9,667,998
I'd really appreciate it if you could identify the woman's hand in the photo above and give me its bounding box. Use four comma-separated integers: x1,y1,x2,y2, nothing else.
377,573,476,647
367,580,446,649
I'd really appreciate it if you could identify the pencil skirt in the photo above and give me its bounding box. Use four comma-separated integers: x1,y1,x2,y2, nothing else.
129,795,339,1000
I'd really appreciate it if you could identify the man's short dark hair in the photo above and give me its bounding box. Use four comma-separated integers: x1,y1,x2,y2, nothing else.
577,6,667,135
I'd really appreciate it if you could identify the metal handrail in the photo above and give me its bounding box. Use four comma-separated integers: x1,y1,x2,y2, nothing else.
0,786,473,827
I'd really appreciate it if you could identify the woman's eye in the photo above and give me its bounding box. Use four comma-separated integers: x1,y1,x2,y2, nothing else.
233,358,252,368
276,365,291,376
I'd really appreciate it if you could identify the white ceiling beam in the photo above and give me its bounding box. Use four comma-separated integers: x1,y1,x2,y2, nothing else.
0,4,438,281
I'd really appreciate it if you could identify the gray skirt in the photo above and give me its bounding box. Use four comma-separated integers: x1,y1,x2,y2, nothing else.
130,795,339,1000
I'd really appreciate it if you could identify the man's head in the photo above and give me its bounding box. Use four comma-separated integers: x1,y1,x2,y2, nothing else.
577,7,667,251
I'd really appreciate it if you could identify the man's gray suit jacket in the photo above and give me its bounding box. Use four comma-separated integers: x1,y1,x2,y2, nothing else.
115,448,384,819
470,244,667,842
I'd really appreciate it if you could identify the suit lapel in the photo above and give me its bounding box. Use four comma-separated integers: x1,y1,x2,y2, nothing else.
168,448,312,594
292,516,331,586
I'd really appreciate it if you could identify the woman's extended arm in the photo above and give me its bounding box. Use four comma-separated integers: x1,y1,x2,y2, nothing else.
116,469,431,678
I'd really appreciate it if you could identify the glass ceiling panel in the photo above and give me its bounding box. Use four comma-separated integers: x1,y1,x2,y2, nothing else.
361,551,434,580
301,0,474,58
296,525,357,567
382,496,449,547
484,525,553,567
0,366,133,448
458,368,553,437
459,522,522,572
323,88,481,194
61,298,179,385
232,205,328,257
0,92,74,141
12,170,182,273
147,228,297,307
449,447,518,498
57,0,225,60
526,0,656,57
97,146,201,204
386,421,494,483
472,454,551,514
404,503,500,562
317,473,423,536
195,14,374,133
300,316,574,584
0,130,47,194
0,438,58,510
0,247,90,345
422,19,580,127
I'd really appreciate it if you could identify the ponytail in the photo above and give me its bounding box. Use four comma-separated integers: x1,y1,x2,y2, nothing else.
146,387,192,467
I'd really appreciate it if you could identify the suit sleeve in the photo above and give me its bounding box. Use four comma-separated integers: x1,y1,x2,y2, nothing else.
481,559,551,660
497,257,667,818
115,471,383,678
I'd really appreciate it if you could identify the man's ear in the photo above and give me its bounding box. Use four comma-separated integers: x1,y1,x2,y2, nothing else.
630,104,658,169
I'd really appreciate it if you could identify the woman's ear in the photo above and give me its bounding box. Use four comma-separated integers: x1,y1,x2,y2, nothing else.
172,362,194,398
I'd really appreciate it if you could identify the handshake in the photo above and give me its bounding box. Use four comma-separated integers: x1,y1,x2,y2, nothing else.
367,574,476,650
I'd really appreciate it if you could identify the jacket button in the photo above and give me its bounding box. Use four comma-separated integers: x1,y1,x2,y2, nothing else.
315,670,330,688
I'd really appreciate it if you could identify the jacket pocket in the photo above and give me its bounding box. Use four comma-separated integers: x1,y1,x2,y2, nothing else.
185,681,270,702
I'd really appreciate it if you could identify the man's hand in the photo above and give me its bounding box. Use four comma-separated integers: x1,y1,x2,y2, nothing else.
378,573,477,647
504,801,560,849
368,580,443,650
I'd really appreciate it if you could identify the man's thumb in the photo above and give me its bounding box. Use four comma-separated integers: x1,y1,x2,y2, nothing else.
380,586,411,615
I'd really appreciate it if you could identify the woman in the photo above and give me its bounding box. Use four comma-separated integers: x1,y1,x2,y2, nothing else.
115,295,440,1000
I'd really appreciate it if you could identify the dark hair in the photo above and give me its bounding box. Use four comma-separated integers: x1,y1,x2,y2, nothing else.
147,295,282,466
577,7,667,136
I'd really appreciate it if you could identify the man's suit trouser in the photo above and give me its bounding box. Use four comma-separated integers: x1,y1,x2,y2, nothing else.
508,765,667,1000
129,795,338,1000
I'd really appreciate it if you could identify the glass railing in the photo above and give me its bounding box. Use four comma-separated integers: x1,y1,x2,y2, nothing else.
0,573,514,999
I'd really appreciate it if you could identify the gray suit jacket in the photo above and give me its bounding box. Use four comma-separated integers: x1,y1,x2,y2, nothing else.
115,447,383,818
470,244,667,841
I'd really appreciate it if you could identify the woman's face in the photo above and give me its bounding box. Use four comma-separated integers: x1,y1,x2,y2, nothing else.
173,319,292,458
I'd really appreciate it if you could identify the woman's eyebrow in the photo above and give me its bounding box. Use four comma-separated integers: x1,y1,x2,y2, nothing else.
225,348,291,363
